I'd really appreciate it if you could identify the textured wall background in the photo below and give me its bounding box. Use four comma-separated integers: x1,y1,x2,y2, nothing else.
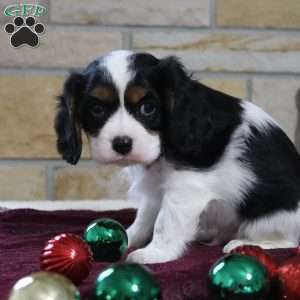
0,0,299,201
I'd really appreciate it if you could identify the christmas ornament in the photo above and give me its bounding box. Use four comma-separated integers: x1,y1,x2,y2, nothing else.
95,263,161,300
277,256,300,300
83,218,128,262
209,254,270,300
40,233,93,285
231,245,277,278
8,271,80,300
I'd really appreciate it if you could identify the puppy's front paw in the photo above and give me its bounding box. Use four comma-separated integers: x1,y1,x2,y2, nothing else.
127,249,155,264
127,247,176,264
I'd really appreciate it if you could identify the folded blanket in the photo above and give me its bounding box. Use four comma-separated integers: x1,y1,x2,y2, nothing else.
0,209,294,300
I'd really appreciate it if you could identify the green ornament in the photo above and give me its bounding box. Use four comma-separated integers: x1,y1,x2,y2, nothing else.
8,272,81,300
95,263,162,300
83,218,128,262
208,254,270,300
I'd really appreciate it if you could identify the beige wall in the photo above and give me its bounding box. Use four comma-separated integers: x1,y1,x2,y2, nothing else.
0,0,299,200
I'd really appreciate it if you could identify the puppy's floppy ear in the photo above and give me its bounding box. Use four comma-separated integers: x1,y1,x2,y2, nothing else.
146,56,188,91
144,56,190,114
153,56,241,168
55,72,86,165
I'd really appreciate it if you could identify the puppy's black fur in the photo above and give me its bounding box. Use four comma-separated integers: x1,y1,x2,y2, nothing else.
55,72,85,165
239,124,300,219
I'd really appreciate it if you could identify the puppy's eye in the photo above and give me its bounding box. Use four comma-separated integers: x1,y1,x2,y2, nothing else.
91,105,105,118
140,102,157,117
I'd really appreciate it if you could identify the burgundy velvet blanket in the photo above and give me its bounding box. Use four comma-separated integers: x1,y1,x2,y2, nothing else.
0,209,294,300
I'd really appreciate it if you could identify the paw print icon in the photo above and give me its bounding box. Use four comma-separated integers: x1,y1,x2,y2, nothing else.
4,16,45,48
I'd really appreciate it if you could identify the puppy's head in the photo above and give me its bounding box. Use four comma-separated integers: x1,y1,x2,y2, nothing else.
55,50,189,166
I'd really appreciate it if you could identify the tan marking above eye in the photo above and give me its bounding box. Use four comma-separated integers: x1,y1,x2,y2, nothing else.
90,86,115,102
125,86,147,104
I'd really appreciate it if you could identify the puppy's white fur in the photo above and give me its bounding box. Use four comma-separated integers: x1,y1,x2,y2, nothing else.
224,207,300,252
101,50,134,102
126,101,300,263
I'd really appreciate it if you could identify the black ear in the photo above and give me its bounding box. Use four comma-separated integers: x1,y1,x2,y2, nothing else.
146,56,188,92
55,72,86,165
153,57,242,168
162,81,215,167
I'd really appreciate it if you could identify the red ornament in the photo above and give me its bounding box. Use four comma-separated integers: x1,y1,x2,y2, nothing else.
277,256,300,300
231,245,278,279
40,233,93,285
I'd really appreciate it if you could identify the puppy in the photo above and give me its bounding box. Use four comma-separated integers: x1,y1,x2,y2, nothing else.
55,50,300,264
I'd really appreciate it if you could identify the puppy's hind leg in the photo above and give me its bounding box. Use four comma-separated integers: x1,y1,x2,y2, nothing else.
197,199,240,246
223,208,300,253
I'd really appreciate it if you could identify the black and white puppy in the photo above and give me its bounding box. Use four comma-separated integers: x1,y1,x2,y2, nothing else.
55,50,300,264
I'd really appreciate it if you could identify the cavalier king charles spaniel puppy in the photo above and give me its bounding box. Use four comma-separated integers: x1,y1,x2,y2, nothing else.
55,50,300,264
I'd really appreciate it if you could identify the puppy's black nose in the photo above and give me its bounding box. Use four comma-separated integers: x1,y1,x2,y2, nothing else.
112,136,132,155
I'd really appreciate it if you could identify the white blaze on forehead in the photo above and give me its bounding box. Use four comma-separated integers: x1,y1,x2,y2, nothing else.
100,50,134,105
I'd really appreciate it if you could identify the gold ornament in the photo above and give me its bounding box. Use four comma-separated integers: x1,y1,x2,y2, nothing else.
8,271,80,300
